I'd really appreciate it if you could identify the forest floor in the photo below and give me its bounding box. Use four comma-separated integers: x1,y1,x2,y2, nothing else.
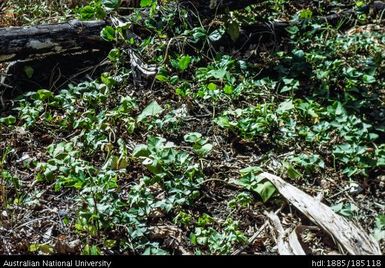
0,0,385,255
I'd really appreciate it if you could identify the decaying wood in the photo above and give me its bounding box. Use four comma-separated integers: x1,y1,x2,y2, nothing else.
0,1,261,62
1,1,384,63
128,49,158,80
0,20,110,63
216,1,385,49
287,228,306,255
265,211,306,255
261,172,381,255
0,0,261,63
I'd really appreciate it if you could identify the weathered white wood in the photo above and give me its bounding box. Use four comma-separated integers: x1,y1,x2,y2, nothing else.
288,228,306,255
261,172,381,255
266,212,306,255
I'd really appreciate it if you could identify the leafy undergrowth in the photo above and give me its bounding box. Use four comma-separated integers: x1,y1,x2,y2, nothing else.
1,0,385,255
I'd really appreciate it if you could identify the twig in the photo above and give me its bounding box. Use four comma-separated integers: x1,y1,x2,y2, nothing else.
199,178,241,189
13,216,53,230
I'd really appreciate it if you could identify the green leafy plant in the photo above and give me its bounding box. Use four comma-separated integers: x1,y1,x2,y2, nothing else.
137,101,164,123
190,217,247,255
184,132,213,158
2,0,385,255
373,214,385,242
132,136,204,206
234,166,276,202
227,192,253,209
332,202,359,218
77,0,106,20
171,55,192,72
0,115,16,126
289,153,325,174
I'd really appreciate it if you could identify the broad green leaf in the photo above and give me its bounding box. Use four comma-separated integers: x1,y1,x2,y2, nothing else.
208,69,227,79
375,214,385,230
24,66,34,79
255,181,276,202
377,156,385,166
363,74,376,84
38,244,54,254
223,85,233,95
191,27,207,42
209,29,224,42
0,115,16,126
373,230,385,241
140,0,153,7
333,101,346,116
132,144,149,157
108,48,121,62
102,0,121,9
78,6,96,20
34,89,53,101
286,25,299,35
285,163,302,180
277,99,294,114
240,166,263,177
137,101,164,122
369,133,379,141
126,119,136,134
215,116,231,128
226,21,240,42
196,143,213,157
177,55,191,71
299,8,313,19
29,244,39,252
332,202,358,218
101,73,116,87
155,75,168,82
184,132,202,143
100,26,116,41
207,83,217,91
77,2,107,20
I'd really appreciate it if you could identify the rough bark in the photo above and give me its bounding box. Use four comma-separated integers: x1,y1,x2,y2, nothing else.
0,20,110,63
0,0,262,63
0,1,384,63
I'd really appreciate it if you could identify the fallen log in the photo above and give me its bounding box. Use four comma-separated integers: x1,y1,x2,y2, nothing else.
0,1,384,64
0,0,262,63
0,20,110,63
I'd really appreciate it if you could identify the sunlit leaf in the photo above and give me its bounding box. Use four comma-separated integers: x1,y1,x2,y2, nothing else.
137,101,164,122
